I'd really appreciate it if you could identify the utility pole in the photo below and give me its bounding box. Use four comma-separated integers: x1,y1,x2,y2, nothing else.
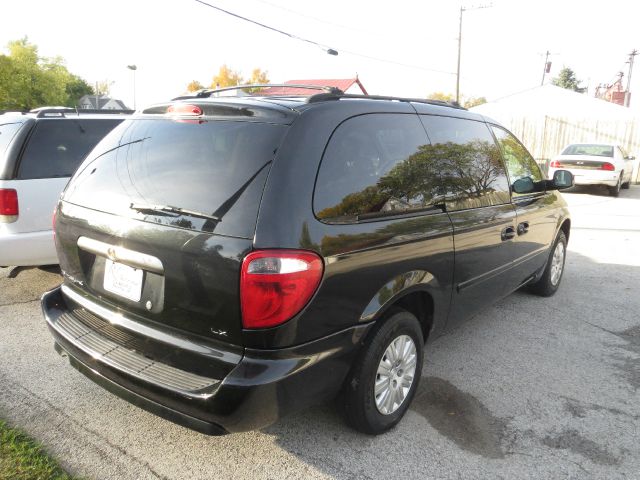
541,50,551,86
456,3,492,105
625,49,637,107
456,6,463,104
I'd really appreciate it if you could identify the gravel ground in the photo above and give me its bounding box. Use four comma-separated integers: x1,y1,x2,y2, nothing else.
1,186,638,480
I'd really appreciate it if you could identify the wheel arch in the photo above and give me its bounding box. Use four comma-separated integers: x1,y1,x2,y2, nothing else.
359,270,441,342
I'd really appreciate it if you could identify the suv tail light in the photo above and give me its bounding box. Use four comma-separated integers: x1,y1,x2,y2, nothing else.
549,160,561,168
0,189,18,223
600,162,615,171
240,250,324,329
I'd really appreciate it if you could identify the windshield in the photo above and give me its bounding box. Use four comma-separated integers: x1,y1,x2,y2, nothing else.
561,144,614,157
64,118,288,238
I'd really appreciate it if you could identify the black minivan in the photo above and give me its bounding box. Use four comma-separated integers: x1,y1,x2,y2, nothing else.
42,87,573,435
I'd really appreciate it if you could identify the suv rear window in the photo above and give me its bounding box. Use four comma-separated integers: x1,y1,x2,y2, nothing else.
17,119,122,179
64,119,288,238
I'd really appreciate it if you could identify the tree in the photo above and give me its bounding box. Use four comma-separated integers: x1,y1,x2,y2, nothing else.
245,68,270,93
552,67,586,93
95,80,113,96
186,80,205,92
463,96,487,109
210,64,243,89
428,92,455,102
427,91,487,108
0,37,94,110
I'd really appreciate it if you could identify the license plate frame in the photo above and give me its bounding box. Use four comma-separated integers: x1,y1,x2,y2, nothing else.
103,259,144,302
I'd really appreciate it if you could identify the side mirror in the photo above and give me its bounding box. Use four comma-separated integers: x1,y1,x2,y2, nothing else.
552,169,574,190
512,177,535,194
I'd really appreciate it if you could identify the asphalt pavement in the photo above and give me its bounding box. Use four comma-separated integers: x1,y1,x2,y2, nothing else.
1,186,639,480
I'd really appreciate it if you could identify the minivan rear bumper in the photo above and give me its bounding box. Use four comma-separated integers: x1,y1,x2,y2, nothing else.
42,286,369,434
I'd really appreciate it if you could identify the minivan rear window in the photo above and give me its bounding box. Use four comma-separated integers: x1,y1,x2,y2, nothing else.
64,119,288,238
17,119,122,179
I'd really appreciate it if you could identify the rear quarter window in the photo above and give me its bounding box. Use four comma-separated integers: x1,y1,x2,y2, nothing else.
0,121,24,156
313,113,443,223
17,118,122,179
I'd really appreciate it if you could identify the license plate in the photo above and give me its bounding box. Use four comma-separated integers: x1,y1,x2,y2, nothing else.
103,259,143,302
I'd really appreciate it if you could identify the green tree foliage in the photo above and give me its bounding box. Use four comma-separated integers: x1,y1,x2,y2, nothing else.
0,38,93,110
552,67,586,93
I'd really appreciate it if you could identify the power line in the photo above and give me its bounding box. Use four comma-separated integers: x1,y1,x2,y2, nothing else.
193,0,335,53
193,0,456,76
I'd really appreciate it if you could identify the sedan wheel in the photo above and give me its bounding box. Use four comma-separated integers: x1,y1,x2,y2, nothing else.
610,176,622,197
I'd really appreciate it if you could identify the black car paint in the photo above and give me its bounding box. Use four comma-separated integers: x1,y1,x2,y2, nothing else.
43,96,571,433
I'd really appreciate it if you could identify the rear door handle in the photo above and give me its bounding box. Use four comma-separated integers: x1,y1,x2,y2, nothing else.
501,226,516,241
517,221,530,235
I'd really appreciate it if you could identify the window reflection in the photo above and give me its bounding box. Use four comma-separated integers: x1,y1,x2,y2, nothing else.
314,114,511,223
491,126,542,195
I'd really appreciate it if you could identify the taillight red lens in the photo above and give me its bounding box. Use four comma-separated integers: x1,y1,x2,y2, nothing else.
600,162,615,171
549,160,561,168
240,250,324,329
0,189,18,216
167,104,203,116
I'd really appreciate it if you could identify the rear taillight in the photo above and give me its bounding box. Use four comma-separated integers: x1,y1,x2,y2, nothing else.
549,160,561,168
600,162,615,171
0,189,18,222
240,250,324,329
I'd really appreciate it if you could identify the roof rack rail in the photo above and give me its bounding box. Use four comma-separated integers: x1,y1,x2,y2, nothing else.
29,107,134,118
306,92,466,110
172,84,344,100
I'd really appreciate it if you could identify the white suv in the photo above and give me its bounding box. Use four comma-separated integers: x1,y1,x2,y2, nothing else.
0,108,129,266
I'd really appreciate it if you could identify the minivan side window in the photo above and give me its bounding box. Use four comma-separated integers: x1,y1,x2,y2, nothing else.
419,115,511,211
491,126,543,196
17,119,121,179
314,114,444,223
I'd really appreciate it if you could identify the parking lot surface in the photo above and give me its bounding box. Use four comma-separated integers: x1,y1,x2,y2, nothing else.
1,186,639,480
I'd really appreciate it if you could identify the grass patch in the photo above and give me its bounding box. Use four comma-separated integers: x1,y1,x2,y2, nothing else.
0,420,79,480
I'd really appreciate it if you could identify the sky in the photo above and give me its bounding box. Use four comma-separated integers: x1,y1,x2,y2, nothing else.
1,0,639,109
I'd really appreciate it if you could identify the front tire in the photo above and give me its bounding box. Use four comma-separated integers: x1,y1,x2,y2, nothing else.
343,309,424,435
529,231,567,297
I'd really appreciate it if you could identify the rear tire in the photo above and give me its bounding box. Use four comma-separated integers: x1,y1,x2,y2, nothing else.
609,175,622,196
343,309,424,435
529,231,567,297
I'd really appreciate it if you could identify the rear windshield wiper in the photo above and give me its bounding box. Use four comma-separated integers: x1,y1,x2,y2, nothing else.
129,203,221,223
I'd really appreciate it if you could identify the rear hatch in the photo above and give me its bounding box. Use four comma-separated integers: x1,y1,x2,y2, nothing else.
55,101,292,346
